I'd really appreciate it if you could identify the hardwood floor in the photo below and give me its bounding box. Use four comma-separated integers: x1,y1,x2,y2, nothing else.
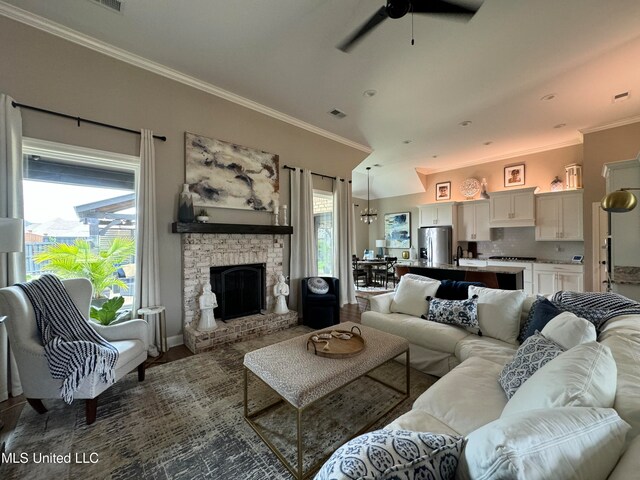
0,304,360,456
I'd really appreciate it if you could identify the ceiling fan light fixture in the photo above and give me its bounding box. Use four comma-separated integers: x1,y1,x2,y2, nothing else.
601,189,639,213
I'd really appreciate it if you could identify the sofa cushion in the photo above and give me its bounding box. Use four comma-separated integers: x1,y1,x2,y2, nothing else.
315,429,463,480
454,335,517,366
498,332,565,399
390,276,441,317
458,407,630,480
307,277,329,294
540,311,596,350
424,295,480,334
599,333,640,445
502,341,617,417
608,434,640,480
413,357,507,436
468,286,526,345
520,296,561,342
386,409,461,436
361,311,470,354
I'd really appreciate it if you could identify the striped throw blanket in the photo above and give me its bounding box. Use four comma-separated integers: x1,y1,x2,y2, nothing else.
551,290,640,330
18,274,119,404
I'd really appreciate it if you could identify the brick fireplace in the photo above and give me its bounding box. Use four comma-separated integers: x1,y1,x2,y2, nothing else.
179,231,298,353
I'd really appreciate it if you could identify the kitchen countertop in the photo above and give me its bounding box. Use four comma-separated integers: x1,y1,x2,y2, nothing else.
477,257,582,266
402,261,524,274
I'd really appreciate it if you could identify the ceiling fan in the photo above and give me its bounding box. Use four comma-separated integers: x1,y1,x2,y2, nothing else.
337,0,482,52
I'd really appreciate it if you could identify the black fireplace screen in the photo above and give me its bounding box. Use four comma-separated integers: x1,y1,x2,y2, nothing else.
210,263,266,321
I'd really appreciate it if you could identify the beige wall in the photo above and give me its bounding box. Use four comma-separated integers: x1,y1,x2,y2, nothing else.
368,145,583,254
582,122,640,290
0,17,368,337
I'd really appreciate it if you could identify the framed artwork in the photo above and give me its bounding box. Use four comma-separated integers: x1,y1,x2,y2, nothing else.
504,164,525,187
435,181,451,201
384,212,411,248
185,132,279,211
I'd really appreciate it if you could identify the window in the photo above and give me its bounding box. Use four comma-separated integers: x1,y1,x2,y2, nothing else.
313,190,334,276
22,139,139,310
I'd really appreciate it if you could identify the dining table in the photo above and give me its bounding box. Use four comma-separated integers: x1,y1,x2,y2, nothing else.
355,259,389,287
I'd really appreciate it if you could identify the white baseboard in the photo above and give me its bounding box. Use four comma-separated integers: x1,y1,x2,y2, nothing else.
167,334,184,348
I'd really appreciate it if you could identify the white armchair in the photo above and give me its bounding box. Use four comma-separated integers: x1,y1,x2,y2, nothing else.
0,277,148,425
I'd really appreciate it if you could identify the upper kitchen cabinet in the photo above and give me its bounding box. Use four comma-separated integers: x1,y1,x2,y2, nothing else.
489,187,537,227
418,202,456,227
535,191,583,241
458,200,491,241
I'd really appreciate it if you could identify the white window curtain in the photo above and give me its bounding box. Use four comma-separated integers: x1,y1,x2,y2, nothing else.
289,168,316,312
135,129,161,356
334,178,356,306
0,94,24,401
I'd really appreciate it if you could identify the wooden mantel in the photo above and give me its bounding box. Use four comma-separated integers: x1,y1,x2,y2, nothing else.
171,222,293,235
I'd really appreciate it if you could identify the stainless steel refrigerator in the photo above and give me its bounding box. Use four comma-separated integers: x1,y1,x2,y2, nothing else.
418,226,453,265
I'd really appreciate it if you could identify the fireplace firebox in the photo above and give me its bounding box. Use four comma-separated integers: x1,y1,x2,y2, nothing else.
210,263,266,321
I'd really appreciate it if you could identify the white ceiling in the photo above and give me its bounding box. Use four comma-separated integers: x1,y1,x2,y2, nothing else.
3,0,640,199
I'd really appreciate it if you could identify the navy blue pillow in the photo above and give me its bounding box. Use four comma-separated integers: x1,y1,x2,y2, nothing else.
435,280,486,300
521,297,561,342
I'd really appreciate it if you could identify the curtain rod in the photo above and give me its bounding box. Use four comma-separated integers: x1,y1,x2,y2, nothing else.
11,101,167,142
282,164,351,183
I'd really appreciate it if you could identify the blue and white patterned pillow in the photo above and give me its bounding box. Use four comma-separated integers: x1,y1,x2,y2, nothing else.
308,277,330,294
423,295,481,335
498,332,565,399
314,429,463,480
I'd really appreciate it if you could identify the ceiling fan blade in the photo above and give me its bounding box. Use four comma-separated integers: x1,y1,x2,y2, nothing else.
411,0,481,17
337,5,389,52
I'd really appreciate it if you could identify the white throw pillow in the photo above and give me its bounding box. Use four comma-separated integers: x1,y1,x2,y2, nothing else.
541,311,597,350
459,407,630,480
501,341,617,417
468,286,526,344
390,276,440,317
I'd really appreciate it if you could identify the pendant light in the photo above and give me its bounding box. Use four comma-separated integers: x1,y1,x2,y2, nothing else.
601,188,640,213
360,166,378,224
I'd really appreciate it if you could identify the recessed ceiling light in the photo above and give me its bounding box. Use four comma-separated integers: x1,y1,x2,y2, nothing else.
483,141,493,146
432,155,438,158
541,93,556,101
612,91,630,103
403,140,412,144
363,89,377,98
459,120,472,127
553,123,566,129
373,163,382,167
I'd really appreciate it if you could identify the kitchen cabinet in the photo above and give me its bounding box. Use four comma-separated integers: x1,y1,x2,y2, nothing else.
489,187,536,227
418,202,456,227
458,201,491,241
535,191,583,241
603,158,640,301
533,263,584,295
486,260,534,295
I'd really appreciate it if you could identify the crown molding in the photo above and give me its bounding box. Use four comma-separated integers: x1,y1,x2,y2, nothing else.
412,138,584,176
0,2,372,154
579,114,640,134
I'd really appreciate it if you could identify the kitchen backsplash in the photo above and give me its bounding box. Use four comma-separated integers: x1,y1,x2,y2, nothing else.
462,226,584,261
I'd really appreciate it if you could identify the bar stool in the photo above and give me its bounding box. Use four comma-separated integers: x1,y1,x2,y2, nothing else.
138,306,168,354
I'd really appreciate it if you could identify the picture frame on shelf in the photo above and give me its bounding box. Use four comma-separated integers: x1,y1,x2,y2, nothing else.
504,164,525,187
435,181,451,201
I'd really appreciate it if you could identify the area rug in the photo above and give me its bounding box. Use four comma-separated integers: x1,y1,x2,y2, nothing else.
3,326,437,480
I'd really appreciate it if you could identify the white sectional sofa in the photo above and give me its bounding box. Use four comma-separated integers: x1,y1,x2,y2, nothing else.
359,278,640,479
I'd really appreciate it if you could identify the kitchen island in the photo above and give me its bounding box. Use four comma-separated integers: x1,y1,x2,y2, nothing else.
401,261,524,290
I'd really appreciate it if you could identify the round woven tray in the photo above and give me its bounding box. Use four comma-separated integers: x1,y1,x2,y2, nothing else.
306,325,365,358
